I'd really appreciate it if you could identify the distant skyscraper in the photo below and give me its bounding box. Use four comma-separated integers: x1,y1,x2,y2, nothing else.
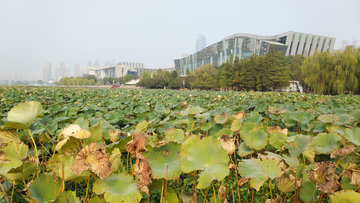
74,64,81,77
94,60,99,67
87,61,93,67
196,34,207,52
104,61,110,66
43,61,51,83
53,65,58,81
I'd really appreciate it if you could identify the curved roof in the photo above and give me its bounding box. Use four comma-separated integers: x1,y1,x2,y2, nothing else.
222,31,290,41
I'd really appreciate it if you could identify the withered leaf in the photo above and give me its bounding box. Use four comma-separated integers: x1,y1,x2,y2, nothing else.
126,132,147,155
72,142,112,179
331,145,356,157
133,154,152,194
108,129,122,143
237,177,249,187
217,135,237,155
309,161,338,193
343,169,360,185
232,111,245,120
267,126,288,136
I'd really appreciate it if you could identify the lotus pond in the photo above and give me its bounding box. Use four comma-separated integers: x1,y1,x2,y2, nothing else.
1,86,360,203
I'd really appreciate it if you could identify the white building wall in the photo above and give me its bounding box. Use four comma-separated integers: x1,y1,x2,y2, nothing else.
304,34,313,56
310,35,319,56
290,32,300,55
297,33,307,55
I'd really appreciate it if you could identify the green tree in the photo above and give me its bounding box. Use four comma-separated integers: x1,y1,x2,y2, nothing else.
89,79,95,85
186,67,191,76
141,70,151,78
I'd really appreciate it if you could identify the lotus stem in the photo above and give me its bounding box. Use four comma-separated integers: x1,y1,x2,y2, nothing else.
84,177,90,202
164,165,169,203
212,182,217,203
28,129,39,174
231,183,235,203
251,188,254,203
160,179,164,203
269,180,273,201
11,180,15,203
62,163,65,192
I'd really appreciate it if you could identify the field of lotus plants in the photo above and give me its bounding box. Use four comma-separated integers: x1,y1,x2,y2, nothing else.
1,86,360,203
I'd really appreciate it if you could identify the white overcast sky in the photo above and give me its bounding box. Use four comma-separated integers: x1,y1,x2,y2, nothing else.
0,0,359,79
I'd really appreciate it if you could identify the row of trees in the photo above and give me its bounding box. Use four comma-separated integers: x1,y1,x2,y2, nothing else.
137,69,182,89
56,74,136,86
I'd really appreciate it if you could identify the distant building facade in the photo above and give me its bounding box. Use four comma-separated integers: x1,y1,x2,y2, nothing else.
175,31,336,75
74,64,81,77
87,62,146,79
42,61,51,83
196,34,207,52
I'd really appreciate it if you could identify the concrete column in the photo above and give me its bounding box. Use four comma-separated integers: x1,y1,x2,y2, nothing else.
329,38,336,53
323,37,331,52
310,35,319,56
285,31,294,56
290,32,300,55
304,34,313,56
317,36,325,52
297,33,307,55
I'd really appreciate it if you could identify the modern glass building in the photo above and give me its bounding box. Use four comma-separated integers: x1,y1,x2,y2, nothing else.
175,31,336,75
87,62,146,79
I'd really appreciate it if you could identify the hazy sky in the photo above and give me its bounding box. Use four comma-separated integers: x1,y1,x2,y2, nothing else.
1,0,359,80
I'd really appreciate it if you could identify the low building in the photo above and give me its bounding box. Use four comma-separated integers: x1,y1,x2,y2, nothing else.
175,31,336,75
87,62,146,79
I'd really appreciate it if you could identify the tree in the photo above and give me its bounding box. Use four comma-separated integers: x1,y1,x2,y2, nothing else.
122,74,135,83
141,70,151,78
170,70,179,78
186,67,191,76
89,79,95,85
37,80,43,85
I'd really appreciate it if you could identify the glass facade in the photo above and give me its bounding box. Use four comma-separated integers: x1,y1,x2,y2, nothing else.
175,36,287,75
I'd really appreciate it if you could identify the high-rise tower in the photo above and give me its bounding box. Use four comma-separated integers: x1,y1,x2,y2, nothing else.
196,34,207,52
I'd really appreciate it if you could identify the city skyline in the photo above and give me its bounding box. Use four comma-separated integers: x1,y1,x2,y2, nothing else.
1,1,359,81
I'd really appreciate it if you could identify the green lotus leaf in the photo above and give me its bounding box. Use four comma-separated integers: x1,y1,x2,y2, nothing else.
238,158,282,191
244,128,268,150
239,122,256,140
28,175,62,203
74,117,90,130
312,133,341,154
134,120,148,133
88,196,107,203
269,132,287,149
341,177,360,190
318,114,340,123
350,109,360,122
85,120,103,144
143,142,183,180
48,154,90,182
93,174,142,203
214,113,228,124
291,111,315,124
165,128,185,143
162,187,179,203
0,142,28,174
4,101,43,129
244,112,263,125
200,122,213,131
106,136,132,154
274,173,299,193
268,107,286,115
53,190,80,203
0,161,36,181
334,114,355,126
344,128,360,146
105,110,125,124
230,119,241,132
179,135,200,158
55,136,82,156
214,128,233,138
0,129,21,147
287,134,311,157
109,148,123,173
237,142,254,157
181,136,229,189
282,154,300,168
329,190,360,203
179,106,204,117
299,181,321,203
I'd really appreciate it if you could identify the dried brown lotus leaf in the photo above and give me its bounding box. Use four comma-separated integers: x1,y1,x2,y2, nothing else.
237,177,249,187
233,111,245,120
265,196,282,203
217,135,237,155
133,154,152,194
267,126,288,136
218,185,226,202
126,132,147,155
331,145,356,157
309,161,338,193
108,129,121,143
72,142,112,179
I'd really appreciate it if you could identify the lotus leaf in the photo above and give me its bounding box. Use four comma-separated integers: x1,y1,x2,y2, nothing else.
93,174,142,203
214,128,233,138
274,173,300,193
312,133,341,154
162,187,179,203
287,134,310,157
329,190,360,203
244,112,263,124
106,136,132,153
230,119,241,132
4,101,43,129
108,129,121,143
105,110,125,124
48,154,90,182
72,142,112,179
238,158,282,191
334,114,355,126
0,142,28,174
239,122,256,140
318,114,340,123
134,120,148,133
291,111,314,124
344,128,360,146
299,181,320,203
340,177,360,190
237,142,254,157
0,129,20,147
179,135,200,158
180,106,204,117
88,196,107,203
232,111,244,120
181,136,229,189
269,132,287,149
0,161,36,181
53,191,80,203
165,128,185,143
55,136,82,155
85,120,103,144
74,117,89,130
244,128,268,150
109,148,123,173
200,122,213,131
217,135,236,155
268,107,286,115
214,113,228,124
28,175,62,203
